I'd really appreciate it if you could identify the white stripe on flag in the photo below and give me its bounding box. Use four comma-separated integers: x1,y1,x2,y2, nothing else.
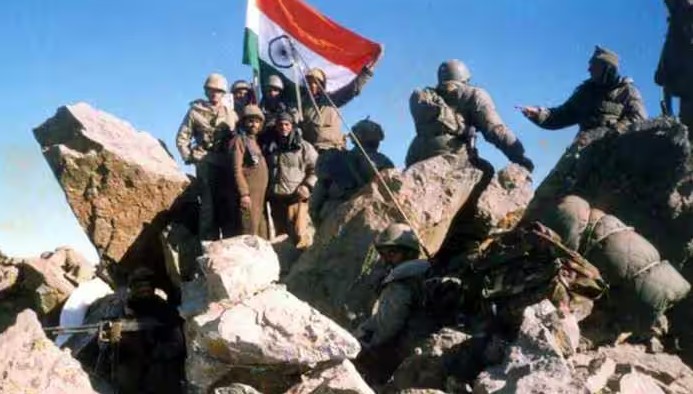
256,11,357,93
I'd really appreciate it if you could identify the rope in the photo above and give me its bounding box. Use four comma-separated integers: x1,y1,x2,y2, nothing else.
632,260,662,279
287,39,432,259
581,214,634,257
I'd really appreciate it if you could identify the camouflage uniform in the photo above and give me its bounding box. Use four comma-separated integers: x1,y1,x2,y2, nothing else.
264,124,318,247
439,82,533,169
356,259,431,386
176,97,238,240
656,0,693,140
408,60,533,170
530,48,647,145
406,87,470,167
301,67,373,152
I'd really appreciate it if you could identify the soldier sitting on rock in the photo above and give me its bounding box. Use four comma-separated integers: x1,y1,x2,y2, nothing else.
309,118,395,224
520,46,647,147
355,223,432,386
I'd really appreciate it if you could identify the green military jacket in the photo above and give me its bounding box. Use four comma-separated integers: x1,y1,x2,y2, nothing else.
176,100,238,165
357,259,431,348
531,78,647,135
301,70,373,151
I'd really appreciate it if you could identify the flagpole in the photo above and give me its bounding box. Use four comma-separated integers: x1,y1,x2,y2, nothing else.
289,46,432,260
291,52,304,122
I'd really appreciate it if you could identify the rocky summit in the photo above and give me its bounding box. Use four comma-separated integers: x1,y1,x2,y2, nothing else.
1,103,691,394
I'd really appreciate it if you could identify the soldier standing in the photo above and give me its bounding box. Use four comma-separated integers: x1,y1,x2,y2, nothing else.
656,0,693,141
232,80,253,116
310,118,395,223
176,73,238,240
260,75,298,132
427,59,534,171
520,46,647,147
264,112,318,249
355,223,431,386
231,105,269,238
300,66,374,154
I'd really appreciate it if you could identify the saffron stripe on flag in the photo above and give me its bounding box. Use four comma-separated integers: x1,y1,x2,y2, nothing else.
254,0,381,74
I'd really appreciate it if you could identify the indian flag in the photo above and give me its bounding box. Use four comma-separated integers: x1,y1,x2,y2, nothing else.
243,0,382,94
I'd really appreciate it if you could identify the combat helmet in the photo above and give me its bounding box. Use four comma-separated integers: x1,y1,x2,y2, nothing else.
352,118,384,143
437,59,471,85
204,73,229,93
306,68,327,86
232,80,252,93
242,104,265,122
267,75,284,91
374,223,420,252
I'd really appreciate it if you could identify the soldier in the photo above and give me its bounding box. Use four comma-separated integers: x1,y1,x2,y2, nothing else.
300,65,374,153
520,46,647,147
309,118,395,223
260,75,298,131
176,73,238,240
230,105,269,238
355,223,431,385
263,112,318,249
232,80,253,115
116,267,186,393
418,59,534,171
656,0,693,141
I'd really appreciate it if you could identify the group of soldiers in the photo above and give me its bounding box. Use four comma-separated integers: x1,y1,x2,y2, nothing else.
168,0,693,388
175,63,392,247
175,42,654,250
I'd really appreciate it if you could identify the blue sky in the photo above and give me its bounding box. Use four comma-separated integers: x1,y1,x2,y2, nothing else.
0,0,667,261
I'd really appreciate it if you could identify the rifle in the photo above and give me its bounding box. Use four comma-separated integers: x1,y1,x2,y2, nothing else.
44,318,162,344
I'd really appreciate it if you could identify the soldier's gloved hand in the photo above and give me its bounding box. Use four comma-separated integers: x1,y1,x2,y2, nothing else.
240,195,252,210
296,185,311,201
514,155,535,173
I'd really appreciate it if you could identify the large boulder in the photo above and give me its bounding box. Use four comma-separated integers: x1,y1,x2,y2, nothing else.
525,117,692,264
285,153,484,327
0,247,94,331
33,102,190,282
391,327,477,392
201,236,280,303
186,286,361,392
435,163,533,262
473,301,581,394
0,309,96,393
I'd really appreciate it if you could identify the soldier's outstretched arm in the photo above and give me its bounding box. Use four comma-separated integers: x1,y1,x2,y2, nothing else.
176,110,194,163
530,88,584,130
329,66,374,108
470,89,532,170
368,282,413,347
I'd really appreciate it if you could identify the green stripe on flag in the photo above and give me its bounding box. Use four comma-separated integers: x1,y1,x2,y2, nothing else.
242,28,260,74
